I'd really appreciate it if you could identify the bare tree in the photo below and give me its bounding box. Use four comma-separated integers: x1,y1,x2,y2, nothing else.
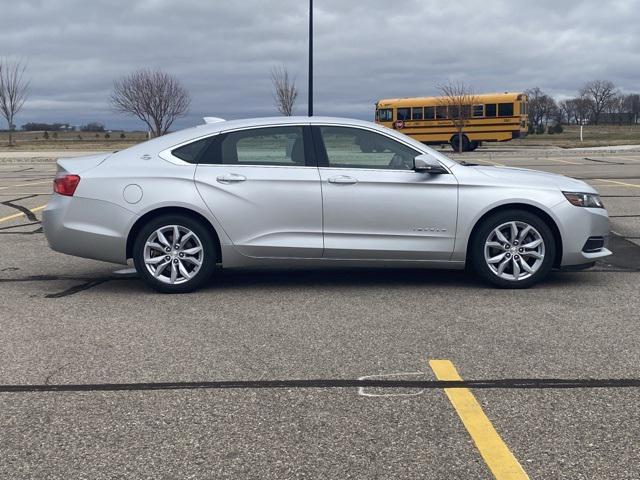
580,80,617,125
558,99,575,124
0,58,30,146
436,81,479,153
271,65,298,116
110,69,190,137
525,87,557,127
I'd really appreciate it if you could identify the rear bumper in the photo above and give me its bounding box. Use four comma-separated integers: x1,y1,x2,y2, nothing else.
42,194,133,264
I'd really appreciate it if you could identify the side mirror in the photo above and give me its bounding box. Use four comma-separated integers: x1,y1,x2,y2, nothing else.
414,154,448,174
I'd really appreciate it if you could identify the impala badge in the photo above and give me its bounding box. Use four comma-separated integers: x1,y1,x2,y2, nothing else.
413,227,447,233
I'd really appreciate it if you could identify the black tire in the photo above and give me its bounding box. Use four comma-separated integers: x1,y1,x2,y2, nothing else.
469,141,479,151
470,209,556,288
133,214,217,293
450,135,470,152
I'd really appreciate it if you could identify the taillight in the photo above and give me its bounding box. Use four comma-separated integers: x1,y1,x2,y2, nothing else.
53,174,81,196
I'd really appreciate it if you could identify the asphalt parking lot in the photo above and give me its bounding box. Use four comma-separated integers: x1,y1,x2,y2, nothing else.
1,146,639,479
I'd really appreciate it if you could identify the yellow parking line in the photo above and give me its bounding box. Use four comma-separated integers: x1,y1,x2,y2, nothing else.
0,180,53,190
429,360,529,480
550,158,582,165
595,179,640,189
0,204,47,223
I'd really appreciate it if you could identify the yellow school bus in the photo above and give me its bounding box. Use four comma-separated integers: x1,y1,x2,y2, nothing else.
375,92,528,151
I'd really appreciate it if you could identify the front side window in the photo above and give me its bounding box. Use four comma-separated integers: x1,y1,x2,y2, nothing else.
485,104,497,117
411,107,423,120
220,126,306,166
172,137,211,163
472,104,484,117
396,108,411,121
498,103,514,117
377,108,393,121
320,126,419,170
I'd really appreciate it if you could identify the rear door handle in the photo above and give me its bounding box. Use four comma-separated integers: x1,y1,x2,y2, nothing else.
216,173,246,184
328,175,358,185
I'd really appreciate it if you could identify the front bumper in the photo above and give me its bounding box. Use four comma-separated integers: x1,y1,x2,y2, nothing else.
552,201,612,266
43,194,133,265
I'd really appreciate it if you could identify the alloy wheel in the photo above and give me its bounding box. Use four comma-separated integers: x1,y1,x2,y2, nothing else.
484,221,545,281
143,225,204,285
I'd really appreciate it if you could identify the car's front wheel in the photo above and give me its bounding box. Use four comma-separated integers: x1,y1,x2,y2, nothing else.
470,210,556,288
133,215,217,293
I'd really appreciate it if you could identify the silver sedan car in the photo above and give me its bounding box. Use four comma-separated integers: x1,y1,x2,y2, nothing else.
43,116,611,293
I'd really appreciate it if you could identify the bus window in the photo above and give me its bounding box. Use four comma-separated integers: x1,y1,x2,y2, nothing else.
425,106,435,119
397,108,411,120
472,105,484,117
377,109,393,121
411,107,423,120
485,104,497,117
498,103,514,116
435,106,448,119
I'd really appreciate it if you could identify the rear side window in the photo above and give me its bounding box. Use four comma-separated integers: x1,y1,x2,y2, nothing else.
220,126,306,166
498,103,514,116
485,104,497,117
472,105,484,117
172,137,210,163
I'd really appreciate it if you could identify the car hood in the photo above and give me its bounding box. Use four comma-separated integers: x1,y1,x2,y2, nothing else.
463,165,596,192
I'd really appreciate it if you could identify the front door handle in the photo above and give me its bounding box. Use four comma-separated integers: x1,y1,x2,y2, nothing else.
328,175,358,185
216,173,247,184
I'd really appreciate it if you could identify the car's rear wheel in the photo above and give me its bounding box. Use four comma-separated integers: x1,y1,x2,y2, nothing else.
133,215,216,293
470,210,556,288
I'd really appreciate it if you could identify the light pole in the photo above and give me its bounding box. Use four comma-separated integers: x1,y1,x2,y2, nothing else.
308,0,313,117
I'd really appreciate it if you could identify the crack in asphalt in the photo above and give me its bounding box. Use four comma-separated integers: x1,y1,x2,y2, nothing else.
0,275,120,298
44,278,113,298
1,202,37,221
44,363,70,385
583,157,625,165
0,221,41,231
0,377,639,394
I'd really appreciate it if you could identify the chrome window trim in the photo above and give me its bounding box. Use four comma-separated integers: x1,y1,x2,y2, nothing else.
159,133,221,166
158,122,450,173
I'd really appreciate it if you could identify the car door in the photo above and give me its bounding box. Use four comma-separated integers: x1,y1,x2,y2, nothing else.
194,125,323,258
314,125,458,260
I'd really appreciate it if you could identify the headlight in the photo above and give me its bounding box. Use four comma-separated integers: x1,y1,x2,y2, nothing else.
563,192,604,208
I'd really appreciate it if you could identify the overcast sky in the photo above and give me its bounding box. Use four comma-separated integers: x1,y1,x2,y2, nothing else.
1,0,639,130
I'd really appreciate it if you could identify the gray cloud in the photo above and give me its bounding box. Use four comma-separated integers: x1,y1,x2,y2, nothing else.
1,0,639,130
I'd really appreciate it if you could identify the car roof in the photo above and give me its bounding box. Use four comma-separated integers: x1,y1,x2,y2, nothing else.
199,116,378,133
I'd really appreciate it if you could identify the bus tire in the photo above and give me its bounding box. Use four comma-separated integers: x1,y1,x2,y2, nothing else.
469,141,479,151
450,135,470,152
